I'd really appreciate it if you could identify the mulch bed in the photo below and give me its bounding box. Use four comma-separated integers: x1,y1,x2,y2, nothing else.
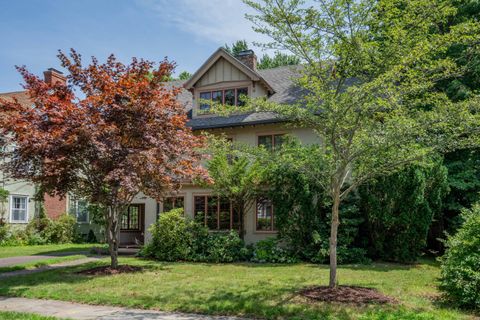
300,286,397,305
76,265,143,276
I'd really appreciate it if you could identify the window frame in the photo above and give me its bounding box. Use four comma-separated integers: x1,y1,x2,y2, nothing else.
160,196,186,213
9,195,29,223
255,198,276,233
69,197,89,224
193,194,239,231
198,87,249,111
121,205,141,231
257,133,285,151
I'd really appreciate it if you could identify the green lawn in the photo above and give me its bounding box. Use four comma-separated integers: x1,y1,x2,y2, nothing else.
0,311,62,320
0,257,475,320
0,244,97,259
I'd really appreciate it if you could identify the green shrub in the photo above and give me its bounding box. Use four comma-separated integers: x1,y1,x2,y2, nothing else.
358,159,448,262
43,214,76,243
142,208,193,261
205,231,244,263
251,238,298,263
439,204,480,309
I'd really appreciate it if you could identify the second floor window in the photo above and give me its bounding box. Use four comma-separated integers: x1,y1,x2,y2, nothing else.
199,87,248,111
258,134,285,151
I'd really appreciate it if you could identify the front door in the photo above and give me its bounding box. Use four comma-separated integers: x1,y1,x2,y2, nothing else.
119,204,145,247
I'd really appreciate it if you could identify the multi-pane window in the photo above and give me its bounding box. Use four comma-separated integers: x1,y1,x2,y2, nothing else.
162,196,185,213
10,196,28,222
256,198,275,231
121,205,140,231
194,195,240,230
258,134,284,151
69,197,89,223
198,87,248,111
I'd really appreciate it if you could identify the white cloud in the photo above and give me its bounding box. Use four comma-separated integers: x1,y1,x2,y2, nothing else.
138,0,271,50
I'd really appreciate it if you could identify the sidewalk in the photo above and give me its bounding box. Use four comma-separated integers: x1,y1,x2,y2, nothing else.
0,257,102,279
0,251,90,268
0,296,247,320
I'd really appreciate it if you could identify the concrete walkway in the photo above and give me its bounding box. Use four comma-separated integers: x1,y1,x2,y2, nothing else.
0,296,248,320
0,257,102,279
0,251,90,268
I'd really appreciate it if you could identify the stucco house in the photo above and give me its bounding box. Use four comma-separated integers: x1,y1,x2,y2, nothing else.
0,48,315,245
126,48,315,246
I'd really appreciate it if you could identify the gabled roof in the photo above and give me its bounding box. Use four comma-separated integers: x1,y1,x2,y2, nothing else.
0,91,31,107
183,47,275,94
186,65,306,130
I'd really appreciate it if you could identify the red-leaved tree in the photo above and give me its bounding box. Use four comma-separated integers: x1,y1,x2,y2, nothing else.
0,49,207,267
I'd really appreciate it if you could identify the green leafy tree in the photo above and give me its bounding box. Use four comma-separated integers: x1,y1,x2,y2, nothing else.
243,0,480,287
258,51,300,69
201,136,268,239
359,158,449,262
224,40,250,56
177,71,192,80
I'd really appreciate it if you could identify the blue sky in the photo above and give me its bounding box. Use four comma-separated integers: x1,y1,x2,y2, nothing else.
0,0,270,92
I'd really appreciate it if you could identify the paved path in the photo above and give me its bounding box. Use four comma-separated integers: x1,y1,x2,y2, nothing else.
0,251,90,268
0,257,102,279
0,296,248,320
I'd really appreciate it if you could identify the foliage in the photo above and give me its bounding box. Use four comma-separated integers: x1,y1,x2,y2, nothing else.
251,238,298,263
0,50,207,267
439,203,480,309
224,40,249,56
205,231,246,263
142,208,192,261
358,159,449,262
266,141,368,264
257,51,300,69
243,0,480,287
177,71,192,80
224,40,299,69
201,136,268,238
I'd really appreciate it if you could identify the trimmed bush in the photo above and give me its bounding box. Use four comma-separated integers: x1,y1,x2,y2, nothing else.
439,204,480,309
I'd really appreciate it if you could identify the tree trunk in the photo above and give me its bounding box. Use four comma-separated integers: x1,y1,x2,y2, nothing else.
106,206,121,269
329,186,341,288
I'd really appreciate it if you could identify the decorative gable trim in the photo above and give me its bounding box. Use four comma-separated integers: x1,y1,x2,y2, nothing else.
183,48,275,94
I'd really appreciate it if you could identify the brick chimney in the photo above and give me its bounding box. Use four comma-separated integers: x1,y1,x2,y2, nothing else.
43,68,66,85
235,50,257,71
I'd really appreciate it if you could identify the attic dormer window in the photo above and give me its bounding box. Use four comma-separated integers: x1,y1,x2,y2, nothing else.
199,87,248,111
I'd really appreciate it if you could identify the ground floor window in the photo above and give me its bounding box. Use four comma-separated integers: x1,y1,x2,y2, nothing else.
10,195,28,223
194,195,240,230
256,198,275,231
162,196,185,213
121,205,140,231
69,197,89,223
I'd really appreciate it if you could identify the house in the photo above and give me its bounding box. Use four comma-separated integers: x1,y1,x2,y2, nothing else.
126,48,316,246
0,48,315,245
0,69,89,228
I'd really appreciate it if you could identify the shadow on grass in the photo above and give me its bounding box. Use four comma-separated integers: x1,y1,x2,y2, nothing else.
0,258,453,320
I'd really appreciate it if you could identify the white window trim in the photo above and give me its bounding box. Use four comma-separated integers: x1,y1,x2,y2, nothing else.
9,194,29,224
71,198,89,224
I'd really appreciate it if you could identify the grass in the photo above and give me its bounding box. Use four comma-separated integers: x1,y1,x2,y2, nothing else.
0,311,63,320
0,257,476,320
0,244,98,259
0,254,89,273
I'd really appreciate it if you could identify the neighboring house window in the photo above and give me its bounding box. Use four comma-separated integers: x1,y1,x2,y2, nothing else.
258,134,285,151
121,205,140,231
194,195,240,230
256,198,275,232
198,87,248,111
162,196,185,213
69,197,89,223
10,195,28,223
